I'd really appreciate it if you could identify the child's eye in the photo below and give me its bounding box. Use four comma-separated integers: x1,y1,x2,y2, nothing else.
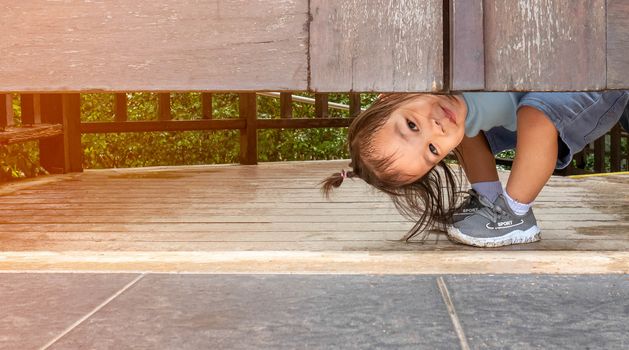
406,119,418,131
429,144,439,156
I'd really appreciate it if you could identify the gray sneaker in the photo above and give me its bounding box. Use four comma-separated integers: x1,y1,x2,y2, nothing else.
447,194,541,247
452,189,485,223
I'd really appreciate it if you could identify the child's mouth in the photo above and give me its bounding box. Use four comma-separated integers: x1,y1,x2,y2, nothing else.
441,106,457,126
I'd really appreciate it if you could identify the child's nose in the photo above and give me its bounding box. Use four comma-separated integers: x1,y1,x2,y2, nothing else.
431,118,445,135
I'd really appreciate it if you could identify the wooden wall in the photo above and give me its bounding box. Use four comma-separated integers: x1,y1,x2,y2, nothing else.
310,0,443,92
0,0,309,92
0,0,627,92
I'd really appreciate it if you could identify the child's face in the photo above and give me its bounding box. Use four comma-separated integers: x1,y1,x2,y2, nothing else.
371,94,467,184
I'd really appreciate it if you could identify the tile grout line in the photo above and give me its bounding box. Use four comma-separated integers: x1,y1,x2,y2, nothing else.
437,276,471,350
39,273,146,350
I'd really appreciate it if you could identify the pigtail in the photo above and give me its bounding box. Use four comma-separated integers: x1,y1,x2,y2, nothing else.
320,169,354,199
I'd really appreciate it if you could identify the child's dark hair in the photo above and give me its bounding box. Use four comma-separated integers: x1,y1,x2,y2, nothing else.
321,93,461,241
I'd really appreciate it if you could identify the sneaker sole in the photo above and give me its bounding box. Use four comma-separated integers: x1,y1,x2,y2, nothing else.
446,225,541,247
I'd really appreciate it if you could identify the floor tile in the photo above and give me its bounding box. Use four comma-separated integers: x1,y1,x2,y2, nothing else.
0,273,141,350
50,274,459,349
445,275,629,350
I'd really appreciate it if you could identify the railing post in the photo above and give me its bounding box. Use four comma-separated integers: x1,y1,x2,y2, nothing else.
315,93,329,118
201,93,213,119
349,93,361,118
158,93,171,120
593,137,605,173
610,124,621,172
239,93,257,165
114,93,128,122
21,94,41,126
39,93,83,173
280,92,293,119
0,94,14,131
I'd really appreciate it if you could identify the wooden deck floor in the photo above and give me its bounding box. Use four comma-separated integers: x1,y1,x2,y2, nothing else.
0,160,627,273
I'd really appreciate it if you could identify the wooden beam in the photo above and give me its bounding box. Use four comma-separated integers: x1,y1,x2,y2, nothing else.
239,93,257,165
484,0,606,91
257,118,350,129
310,0,443,92
81,119,245,133
607,0,629,89
0,0,309,92
450,0,484,90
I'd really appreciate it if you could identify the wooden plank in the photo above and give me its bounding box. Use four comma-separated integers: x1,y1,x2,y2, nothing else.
607,0,629,89
0,251,628,274
0,0,309,92
310,0,443,92
0,160,626,266
0,94,14,130
450,0,484,90
239,93,257,165
258,118,350,129
484,0,606,91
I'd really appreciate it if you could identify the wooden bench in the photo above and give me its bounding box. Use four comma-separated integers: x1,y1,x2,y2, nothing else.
1,0,628,174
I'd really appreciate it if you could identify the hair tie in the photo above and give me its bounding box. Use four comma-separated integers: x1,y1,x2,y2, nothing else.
340,170,347,179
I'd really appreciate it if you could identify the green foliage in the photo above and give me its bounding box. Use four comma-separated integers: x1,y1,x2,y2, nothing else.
78,92,377,170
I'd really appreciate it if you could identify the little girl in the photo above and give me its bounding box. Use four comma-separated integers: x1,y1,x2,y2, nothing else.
321,92,629,247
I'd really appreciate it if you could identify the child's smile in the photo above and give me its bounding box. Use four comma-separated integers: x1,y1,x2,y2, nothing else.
371,95,467,184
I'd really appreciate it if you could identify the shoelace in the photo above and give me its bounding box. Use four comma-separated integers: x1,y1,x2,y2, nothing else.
475,195,509,223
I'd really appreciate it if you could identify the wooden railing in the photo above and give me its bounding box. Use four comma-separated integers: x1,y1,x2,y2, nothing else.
1,92,627,176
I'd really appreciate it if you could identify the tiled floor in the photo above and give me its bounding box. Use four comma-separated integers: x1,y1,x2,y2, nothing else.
1,273,628,349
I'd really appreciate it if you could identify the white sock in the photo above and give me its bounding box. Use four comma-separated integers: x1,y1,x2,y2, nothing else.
503,189,532,216
471,181,503,203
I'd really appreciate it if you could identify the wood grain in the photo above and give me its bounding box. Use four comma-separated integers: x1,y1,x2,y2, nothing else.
0,124,63,145
484,0,606,91
310,0,443,92
0,0,309,92
607,0,629,89
0,160,626,261
450,0,485,90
